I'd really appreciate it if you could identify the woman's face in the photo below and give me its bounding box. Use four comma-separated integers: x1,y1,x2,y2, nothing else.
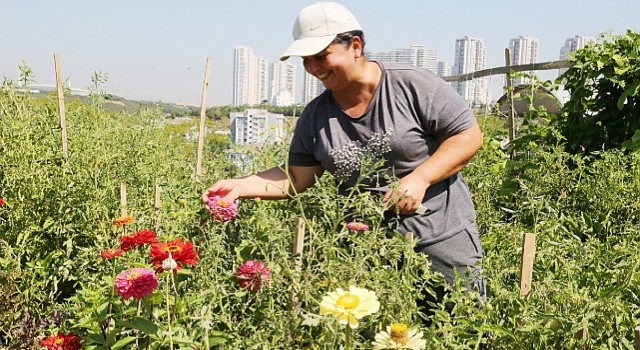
302,40,360,91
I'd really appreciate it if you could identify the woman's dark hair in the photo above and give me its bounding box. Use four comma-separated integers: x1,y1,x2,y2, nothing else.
332,30,365,49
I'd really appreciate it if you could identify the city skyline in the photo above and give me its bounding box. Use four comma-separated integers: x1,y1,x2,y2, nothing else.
2,0,638,106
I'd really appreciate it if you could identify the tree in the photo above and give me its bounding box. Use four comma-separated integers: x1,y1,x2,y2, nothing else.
18,60,36,88
557,30,640,153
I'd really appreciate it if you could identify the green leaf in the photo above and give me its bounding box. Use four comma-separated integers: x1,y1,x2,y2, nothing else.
131,316,160,335
617,81,640,110
111,336,137,350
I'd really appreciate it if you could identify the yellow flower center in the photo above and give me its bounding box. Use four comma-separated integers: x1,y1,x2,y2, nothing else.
167,245,182,253
217,199,229,207
390,323,409,344
55,338,64,345
336,293,360,309
126,272,141,281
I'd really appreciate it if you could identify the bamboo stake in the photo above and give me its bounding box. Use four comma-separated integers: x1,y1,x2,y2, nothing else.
196,57,212,181
53,53,69,167
519,233,536,298
120,182,127,217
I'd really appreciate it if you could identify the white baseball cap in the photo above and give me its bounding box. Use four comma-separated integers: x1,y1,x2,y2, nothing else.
280,2,362,61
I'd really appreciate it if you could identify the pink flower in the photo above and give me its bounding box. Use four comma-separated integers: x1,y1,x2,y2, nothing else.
0,197,4,208
236,260,270,292
207,195,238,222
346,221,369,232
115,267,159,300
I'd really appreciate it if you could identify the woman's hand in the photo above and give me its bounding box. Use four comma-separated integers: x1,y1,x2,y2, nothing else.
384,173,430,215
201,179,242,206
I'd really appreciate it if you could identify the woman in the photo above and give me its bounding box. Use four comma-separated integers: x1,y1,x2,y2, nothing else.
203,1,485,319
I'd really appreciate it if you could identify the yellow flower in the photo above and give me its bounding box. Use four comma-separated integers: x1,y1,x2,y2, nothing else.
372,323,426,349
319,285,380,329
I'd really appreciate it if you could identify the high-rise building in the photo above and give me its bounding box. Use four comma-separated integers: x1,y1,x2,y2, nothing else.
452,36,488,106
366,45,440,75
269,61,296,106
558,35,596,76
508,36,540,85
437,61,452,78
233,46,268,107
229,108,285,145
302,72,325,104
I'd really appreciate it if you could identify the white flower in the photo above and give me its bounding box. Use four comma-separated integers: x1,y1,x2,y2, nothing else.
372,323,426,349
319,285,380,329
162,258,178,271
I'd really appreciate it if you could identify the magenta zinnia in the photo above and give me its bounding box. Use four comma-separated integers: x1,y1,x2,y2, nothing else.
236,260,270,292
346,221,369,232
115,267,159,300
207,195,238,222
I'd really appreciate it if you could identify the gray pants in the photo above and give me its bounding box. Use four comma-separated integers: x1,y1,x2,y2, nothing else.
421,227,486,299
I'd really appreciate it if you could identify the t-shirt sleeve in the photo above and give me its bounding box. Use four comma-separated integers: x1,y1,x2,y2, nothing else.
425,79,477,143
288,113,322,167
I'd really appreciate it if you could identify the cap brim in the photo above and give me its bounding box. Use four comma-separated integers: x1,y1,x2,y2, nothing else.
280,35,335,61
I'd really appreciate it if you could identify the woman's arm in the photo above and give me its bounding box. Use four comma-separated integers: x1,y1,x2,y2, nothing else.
386,123,483,214
201,165,325,203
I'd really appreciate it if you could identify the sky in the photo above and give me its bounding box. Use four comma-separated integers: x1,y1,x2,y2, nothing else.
2,0,639,107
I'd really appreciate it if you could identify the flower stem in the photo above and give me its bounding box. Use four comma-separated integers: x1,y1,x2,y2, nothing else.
345,326,352,350
165,274,174,350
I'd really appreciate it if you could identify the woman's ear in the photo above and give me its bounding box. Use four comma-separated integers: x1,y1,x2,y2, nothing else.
351,36,364,58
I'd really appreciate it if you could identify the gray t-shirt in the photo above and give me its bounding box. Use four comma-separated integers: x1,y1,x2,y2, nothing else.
288,62,477,247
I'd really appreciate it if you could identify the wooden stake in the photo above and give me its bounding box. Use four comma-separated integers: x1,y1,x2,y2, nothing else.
634,326,640,350
154,184,162,229
196,57,212,181
53,53,69,167
120,182,127,217
405,231,414,242
293,217,305,269
519,233,536,298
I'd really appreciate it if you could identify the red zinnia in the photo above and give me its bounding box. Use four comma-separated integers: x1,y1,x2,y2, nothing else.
0,197,4,208
40,332,81,350
101,247,124,259
149,238,198,272
236,260,270,292
121,228,159,251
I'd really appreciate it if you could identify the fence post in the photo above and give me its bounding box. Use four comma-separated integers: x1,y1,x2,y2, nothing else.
120,182,127,217
504,48,516,153
53,53,69,168
520,233,536,298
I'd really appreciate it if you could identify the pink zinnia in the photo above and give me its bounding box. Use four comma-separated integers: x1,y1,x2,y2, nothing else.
346,221,369,232
236,260,270,292
0,197,4,208
115,267,159,300
207,195,238,222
